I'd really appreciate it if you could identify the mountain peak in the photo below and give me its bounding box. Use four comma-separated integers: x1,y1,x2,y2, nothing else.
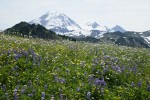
110,25,126,33
83,22,109,32
44,11,66,17
115,25,122,28
86,22,100,28
29,11,81,33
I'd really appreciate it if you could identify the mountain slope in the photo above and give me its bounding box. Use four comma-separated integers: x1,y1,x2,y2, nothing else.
4,22,76,41
5,22,59,39
29,11,81,33
100,31,149,48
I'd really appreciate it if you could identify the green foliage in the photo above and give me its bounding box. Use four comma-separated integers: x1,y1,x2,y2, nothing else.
0,34,150,99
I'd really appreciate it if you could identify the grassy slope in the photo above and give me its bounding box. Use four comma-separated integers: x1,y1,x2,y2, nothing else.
0,34,150,99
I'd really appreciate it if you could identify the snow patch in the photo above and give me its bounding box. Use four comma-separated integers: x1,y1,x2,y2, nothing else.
144,36,150,43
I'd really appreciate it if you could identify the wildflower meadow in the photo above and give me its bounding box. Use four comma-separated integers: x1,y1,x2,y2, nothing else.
0,33,150,99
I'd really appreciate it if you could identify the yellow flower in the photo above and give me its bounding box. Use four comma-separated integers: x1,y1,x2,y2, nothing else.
105,89,109,93
92,87,96,92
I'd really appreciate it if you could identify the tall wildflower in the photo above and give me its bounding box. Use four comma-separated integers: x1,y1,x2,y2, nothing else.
87,92,91,100
41,92,45,100
137,80,142,88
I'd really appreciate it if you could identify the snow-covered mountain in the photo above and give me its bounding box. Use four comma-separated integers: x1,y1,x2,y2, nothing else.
29,11,81,33
109,25,126,33
83,22,109,32
29,11,126,38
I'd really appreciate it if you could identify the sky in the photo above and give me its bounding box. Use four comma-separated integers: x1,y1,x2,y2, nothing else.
0,0,150,32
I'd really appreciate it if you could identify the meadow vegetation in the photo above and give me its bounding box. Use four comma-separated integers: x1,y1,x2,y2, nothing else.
0,33,150,99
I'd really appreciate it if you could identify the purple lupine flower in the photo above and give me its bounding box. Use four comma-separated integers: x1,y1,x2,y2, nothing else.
131,82,135,87
112,66,117,71
15,72,18,76
84,71,87,75
117,66,121,73
103,66,109,74
13,92,18,100
28,49,35,55
100,88,104,96
13,89,18,100
44,85,48,90
77,87,80,92
14,54,20,61
28,93,33,97
22,50,28,57
27,80,32,87
95,78,106,86
131,66,137,74
82,83,84,86
33,90,36,94
2,85,6,91
113,66,120,73
60,90,63,100
137,80,142,88
95,78,101,85
42,92,45,98
92,58,99,64
92,66,96,72
41,97,45,100
59,78,66,83
38,56,42,66
54,75,59,82
87,92,91,100
147,86,150,92
88,74,95,83
32,56,37,65
15,85,19,91
17,53,23,60
14,88,18,92
66,69,70,74
21,88,25,94
36,77,39,81
12,65,19,71
13,49,17,54
121,66,126,72
101,78,106,86
7,50,11,55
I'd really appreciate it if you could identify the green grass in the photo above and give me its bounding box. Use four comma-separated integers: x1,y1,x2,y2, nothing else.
0,34,150,99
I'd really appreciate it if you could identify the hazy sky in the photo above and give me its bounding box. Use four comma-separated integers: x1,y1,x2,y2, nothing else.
0,0,150,31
